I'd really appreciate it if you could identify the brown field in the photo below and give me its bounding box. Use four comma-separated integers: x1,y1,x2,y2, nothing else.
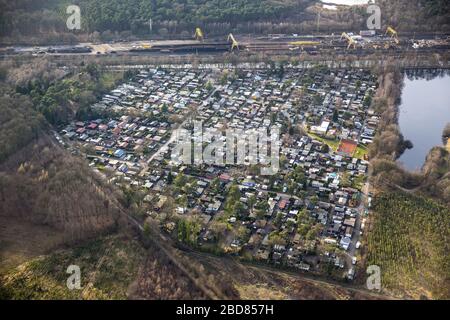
338,139,358,156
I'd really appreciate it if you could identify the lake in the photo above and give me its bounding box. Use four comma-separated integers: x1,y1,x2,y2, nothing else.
397,70,450,171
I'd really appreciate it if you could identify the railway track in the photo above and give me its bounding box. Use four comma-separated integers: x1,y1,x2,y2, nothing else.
1,32,449,58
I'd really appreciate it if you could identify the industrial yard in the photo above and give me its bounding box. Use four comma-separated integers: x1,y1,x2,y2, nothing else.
2,27,450,58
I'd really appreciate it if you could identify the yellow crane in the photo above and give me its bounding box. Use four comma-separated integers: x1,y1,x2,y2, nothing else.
227,33,239,51
341,32,357,49
385,26,399,45
385,26,397,38
194,27,204,41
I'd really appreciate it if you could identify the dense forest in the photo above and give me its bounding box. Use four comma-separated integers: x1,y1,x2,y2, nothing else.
0,134,121,239
0,95,45,162
0,0,311,42
367,192,449,299
1,0,449,44
22,66,124,125
378,0,450,32
1,59,127,126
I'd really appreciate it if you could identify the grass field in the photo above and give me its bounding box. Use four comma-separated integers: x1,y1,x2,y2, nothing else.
354,144,369,160
307,132,340,151
308,132,369,160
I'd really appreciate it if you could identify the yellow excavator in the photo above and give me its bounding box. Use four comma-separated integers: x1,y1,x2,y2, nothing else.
194,27,204,41
228,33,239,51
341,32,357,49
385,26,399,45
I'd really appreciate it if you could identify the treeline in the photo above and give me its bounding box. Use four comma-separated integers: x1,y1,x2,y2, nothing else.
0,0,69,37
368,68,408,160
368,67,450,205
422,0,450,17
443,123,450,141
0,0,310,41
378,0,450,32
420,146,450,204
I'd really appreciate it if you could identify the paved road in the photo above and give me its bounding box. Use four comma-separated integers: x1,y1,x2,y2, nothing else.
343,181,369,270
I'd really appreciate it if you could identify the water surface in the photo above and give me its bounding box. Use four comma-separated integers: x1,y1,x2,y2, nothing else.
398,70,450,171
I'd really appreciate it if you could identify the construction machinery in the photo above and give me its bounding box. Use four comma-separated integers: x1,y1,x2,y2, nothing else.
385,26,399,45
227,33,239,51
341,32,357,49
194,27,204,41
